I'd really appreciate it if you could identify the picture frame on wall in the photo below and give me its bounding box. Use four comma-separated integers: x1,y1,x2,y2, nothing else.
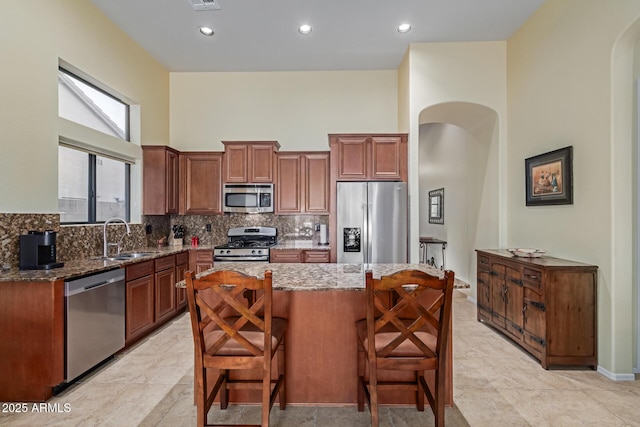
428,188,444,224
525,146,573,206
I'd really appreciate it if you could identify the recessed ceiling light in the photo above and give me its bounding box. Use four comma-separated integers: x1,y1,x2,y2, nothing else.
397,23,412,33
199,26,214,36
298,24,312,35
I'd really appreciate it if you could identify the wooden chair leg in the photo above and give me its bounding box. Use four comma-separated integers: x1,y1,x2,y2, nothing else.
278,341,286,410
435,369,445,427
416,370,425,411
369,360,379,427
196,366,206,427
262,360,271,427
220,369,229,410
357,343,365,412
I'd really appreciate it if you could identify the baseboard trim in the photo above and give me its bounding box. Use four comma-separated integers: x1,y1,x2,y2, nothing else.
466,295,477,305
597,366,636,381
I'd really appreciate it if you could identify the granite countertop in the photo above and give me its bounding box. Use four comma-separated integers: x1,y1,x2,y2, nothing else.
273,240,331,250
0,245,216,283
177,262,445,291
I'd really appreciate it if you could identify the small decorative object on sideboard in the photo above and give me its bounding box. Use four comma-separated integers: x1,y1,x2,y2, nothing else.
507,248,546,258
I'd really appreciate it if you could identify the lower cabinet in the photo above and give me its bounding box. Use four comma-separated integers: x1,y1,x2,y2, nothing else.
190,249,214,273
154,255,176,324
175,251,189,311
270,249,330,263
125,251,189,346
476,249,597,369
125,260,155,343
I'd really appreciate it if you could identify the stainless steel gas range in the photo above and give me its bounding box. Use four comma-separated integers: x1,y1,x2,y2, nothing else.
214,226,277,263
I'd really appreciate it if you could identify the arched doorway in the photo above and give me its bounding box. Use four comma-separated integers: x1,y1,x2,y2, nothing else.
418,102,500,298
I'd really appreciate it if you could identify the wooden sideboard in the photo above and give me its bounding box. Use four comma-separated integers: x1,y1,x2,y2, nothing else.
476,249,597,369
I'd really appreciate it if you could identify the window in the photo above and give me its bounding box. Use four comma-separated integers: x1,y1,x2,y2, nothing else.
59,146,130,224
58,65,132,224
58,67,129,141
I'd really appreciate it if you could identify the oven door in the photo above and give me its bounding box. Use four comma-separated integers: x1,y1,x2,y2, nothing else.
214,255,269,264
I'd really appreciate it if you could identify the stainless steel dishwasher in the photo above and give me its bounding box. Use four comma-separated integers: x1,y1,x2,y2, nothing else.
65,268,125,382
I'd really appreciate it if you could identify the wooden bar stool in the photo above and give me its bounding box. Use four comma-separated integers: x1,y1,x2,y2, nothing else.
185,269,287,427
356,269,455,427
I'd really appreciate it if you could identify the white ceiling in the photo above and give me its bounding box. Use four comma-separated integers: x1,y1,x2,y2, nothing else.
90,0,545,72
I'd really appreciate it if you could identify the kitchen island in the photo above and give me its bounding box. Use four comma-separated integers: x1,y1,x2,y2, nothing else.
180,262,453,407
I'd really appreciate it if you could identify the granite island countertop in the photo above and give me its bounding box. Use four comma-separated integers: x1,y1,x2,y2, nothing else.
0,245,216,282
177,262,445,291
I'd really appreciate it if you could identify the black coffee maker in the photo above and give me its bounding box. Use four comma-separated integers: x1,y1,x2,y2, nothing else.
19,230,64,270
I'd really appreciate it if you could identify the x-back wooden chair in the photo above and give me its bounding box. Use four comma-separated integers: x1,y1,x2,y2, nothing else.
356,269,455,427
185,269,287,427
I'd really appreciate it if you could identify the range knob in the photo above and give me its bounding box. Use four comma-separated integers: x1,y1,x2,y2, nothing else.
251,250,256,255
226,250,231,254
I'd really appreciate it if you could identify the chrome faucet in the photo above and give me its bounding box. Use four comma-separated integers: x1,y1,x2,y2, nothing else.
103,217,131,257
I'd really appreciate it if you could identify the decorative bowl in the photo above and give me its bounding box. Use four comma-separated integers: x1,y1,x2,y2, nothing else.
507,248,546,258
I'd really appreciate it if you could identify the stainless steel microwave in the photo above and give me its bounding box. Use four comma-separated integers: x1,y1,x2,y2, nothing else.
223,183,274,213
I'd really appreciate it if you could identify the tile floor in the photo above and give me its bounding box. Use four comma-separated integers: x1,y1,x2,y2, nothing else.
1,290,639,426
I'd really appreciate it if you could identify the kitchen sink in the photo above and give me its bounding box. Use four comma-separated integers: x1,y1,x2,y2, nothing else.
118,252,156,258
97,252,157,261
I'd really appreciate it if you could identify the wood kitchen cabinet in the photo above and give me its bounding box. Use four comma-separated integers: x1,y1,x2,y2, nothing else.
190,249,214,273
275,152,330,214
154,255,176,324
329,134,407,181
125,260,155,343
142,146,180,214
476,250,597,369
175,251,189,311
270,249,330,263
126,252,188,346
180,152,223,214
222,141,280,183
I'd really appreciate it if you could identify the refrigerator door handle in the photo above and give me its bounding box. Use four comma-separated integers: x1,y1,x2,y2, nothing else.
366,201,373,264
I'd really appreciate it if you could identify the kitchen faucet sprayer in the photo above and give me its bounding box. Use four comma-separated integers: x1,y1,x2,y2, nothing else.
103,218,131,257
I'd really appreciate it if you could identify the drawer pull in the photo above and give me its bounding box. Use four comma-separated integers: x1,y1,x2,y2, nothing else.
530,301,546,311
530,335,547,347
525,274,539,280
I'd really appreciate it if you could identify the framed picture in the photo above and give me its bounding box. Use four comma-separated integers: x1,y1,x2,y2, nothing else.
428,188,444,224
525,146,573,206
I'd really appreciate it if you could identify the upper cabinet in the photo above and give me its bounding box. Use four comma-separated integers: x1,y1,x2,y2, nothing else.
275,152,330,214
179,152,223,215
329,134,407,181
142,146,180,215
222,141,280,183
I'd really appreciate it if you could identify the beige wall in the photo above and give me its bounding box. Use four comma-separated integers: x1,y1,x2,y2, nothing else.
169,71,398,152
0,0,169,214
507,0,640,377
405,42,507,266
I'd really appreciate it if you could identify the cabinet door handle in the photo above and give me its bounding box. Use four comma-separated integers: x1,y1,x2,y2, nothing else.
511,278,523,286
522,303,528,324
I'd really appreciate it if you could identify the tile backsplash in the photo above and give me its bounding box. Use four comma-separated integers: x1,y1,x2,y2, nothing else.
167,213,329,246
0,213,327,267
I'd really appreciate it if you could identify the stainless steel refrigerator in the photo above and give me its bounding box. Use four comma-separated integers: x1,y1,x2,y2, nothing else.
337,181,407,264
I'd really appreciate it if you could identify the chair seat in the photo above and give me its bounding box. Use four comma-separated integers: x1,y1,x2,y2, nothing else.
356,319,437,358
204,317,288,356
